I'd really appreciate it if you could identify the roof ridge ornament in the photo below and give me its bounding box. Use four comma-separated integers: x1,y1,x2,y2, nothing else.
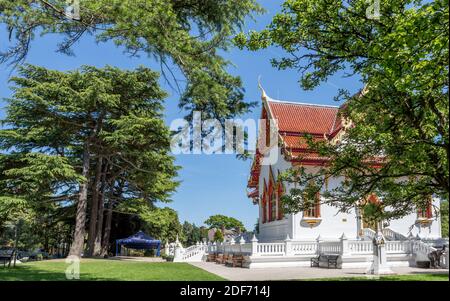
258,75,267,101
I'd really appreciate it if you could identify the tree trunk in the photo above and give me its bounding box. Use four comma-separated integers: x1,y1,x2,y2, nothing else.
93,163,107,256
69,140,91,257
100,202,113,257
86,156,103,256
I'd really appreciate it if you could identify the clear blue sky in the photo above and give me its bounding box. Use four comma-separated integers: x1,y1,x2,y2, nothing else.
0,0,361,230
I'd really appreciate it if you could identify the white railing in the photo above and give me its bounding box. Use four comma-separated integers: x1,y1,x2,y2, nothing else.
363,228,376,240
421,237,449,247
318,241,341,254
382,228,407,241
413,240,437,256
172,233,442,263
181,244,208,261
291,241,317,255
240,243,252,255
348,241,373,254
386,241,410,253
257,242,285,256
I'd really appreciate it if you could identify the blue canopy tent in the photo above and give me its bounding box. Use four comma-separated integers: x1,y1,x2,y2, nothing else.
115,231,161,257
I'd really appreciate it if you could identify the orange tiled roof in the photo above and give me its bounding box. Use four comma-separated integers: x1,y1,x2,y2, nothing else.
268,101,339,135
247,99,346,191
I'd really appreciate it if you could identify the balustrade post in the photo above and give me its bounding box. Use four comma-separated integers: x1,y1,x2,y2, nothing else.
340,233,350,256
164,242,170,256
407,233,414,253
284,234,292,256
251,234,259,257
239,237,245,254
316,235,322,255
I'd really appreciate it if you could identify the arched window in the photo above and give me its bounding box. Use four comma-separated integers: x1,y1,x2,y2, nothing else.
267,168,278,222
261,181,268,223
270,187,277,221
304,192,321,218
277,181,284,220
418,197,433,219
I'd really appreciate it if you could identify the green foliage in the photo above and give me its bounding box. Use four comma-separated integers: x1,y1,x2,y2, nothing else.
140,207,182,244
204,214,246,232
0,64,179,254
213,230,224,242
0,0,263,119
238,0,449,220
441,200,449,237
182,221,208,245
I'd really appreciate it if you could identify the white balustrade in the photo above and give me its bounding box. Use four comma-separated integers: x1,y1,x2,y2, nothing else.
291,241,317,255
257,243,285,256
173,234,423,263
239,243,252,255
386,241,410,253
318,241,341,254
382,228,407,241
412,240,436,255
348,241,373,254
363,228,376,240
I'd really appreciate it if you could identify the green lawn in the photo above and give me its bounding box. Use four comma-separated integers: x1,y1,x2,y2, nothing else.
0,259,225,281
1,259,447,281
307,274,449,281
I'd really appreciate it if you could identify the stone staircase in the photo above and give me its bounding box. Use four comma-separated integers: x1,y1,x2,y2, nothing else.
362,227,407,241
173,243,208,262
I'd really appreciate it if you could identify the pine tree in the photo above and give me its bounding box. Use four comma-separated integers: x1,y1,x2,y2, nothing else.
0,65,178,256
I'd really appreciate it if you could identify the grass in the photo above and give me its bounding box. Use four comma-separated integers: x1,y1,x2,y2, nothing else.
1,259,447,281
0,259,225,281
307,274,449,281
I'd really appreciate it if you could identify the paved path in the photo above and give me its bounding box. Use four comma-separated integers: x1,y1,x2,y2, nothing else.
190,262,449,281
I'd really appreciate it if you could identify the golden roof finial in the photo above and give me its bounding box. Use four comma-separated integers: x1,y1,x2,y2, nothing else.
258,75,267,101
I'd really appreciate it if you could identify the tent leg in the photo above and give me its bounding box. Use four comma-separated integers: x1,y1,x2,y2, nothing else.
156,243,161,257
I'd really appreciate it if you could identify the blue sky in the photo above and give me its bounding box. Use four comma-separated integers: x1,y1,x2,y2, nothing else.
0,0,362,230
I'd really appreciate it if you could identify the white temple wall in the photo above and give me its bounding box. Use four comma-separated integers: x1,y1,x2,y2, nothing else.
387,197,442,239
257,148,443,241
257,148,292,241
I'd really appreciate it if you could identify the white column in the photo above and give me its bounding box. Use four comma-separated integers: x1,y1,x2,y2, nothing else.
316,235,322,255
164,242,170,256
251,234,259,256
284,234,292,256
408,233,414,254
340,233,350,256
239,237,245,254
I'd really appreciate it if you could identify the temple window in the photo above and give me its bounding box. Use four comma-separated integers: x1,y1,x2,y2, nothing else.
270,189,277,221
418,197,433,219
262,181,267,223
304,192,321,218
277,181,284,220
